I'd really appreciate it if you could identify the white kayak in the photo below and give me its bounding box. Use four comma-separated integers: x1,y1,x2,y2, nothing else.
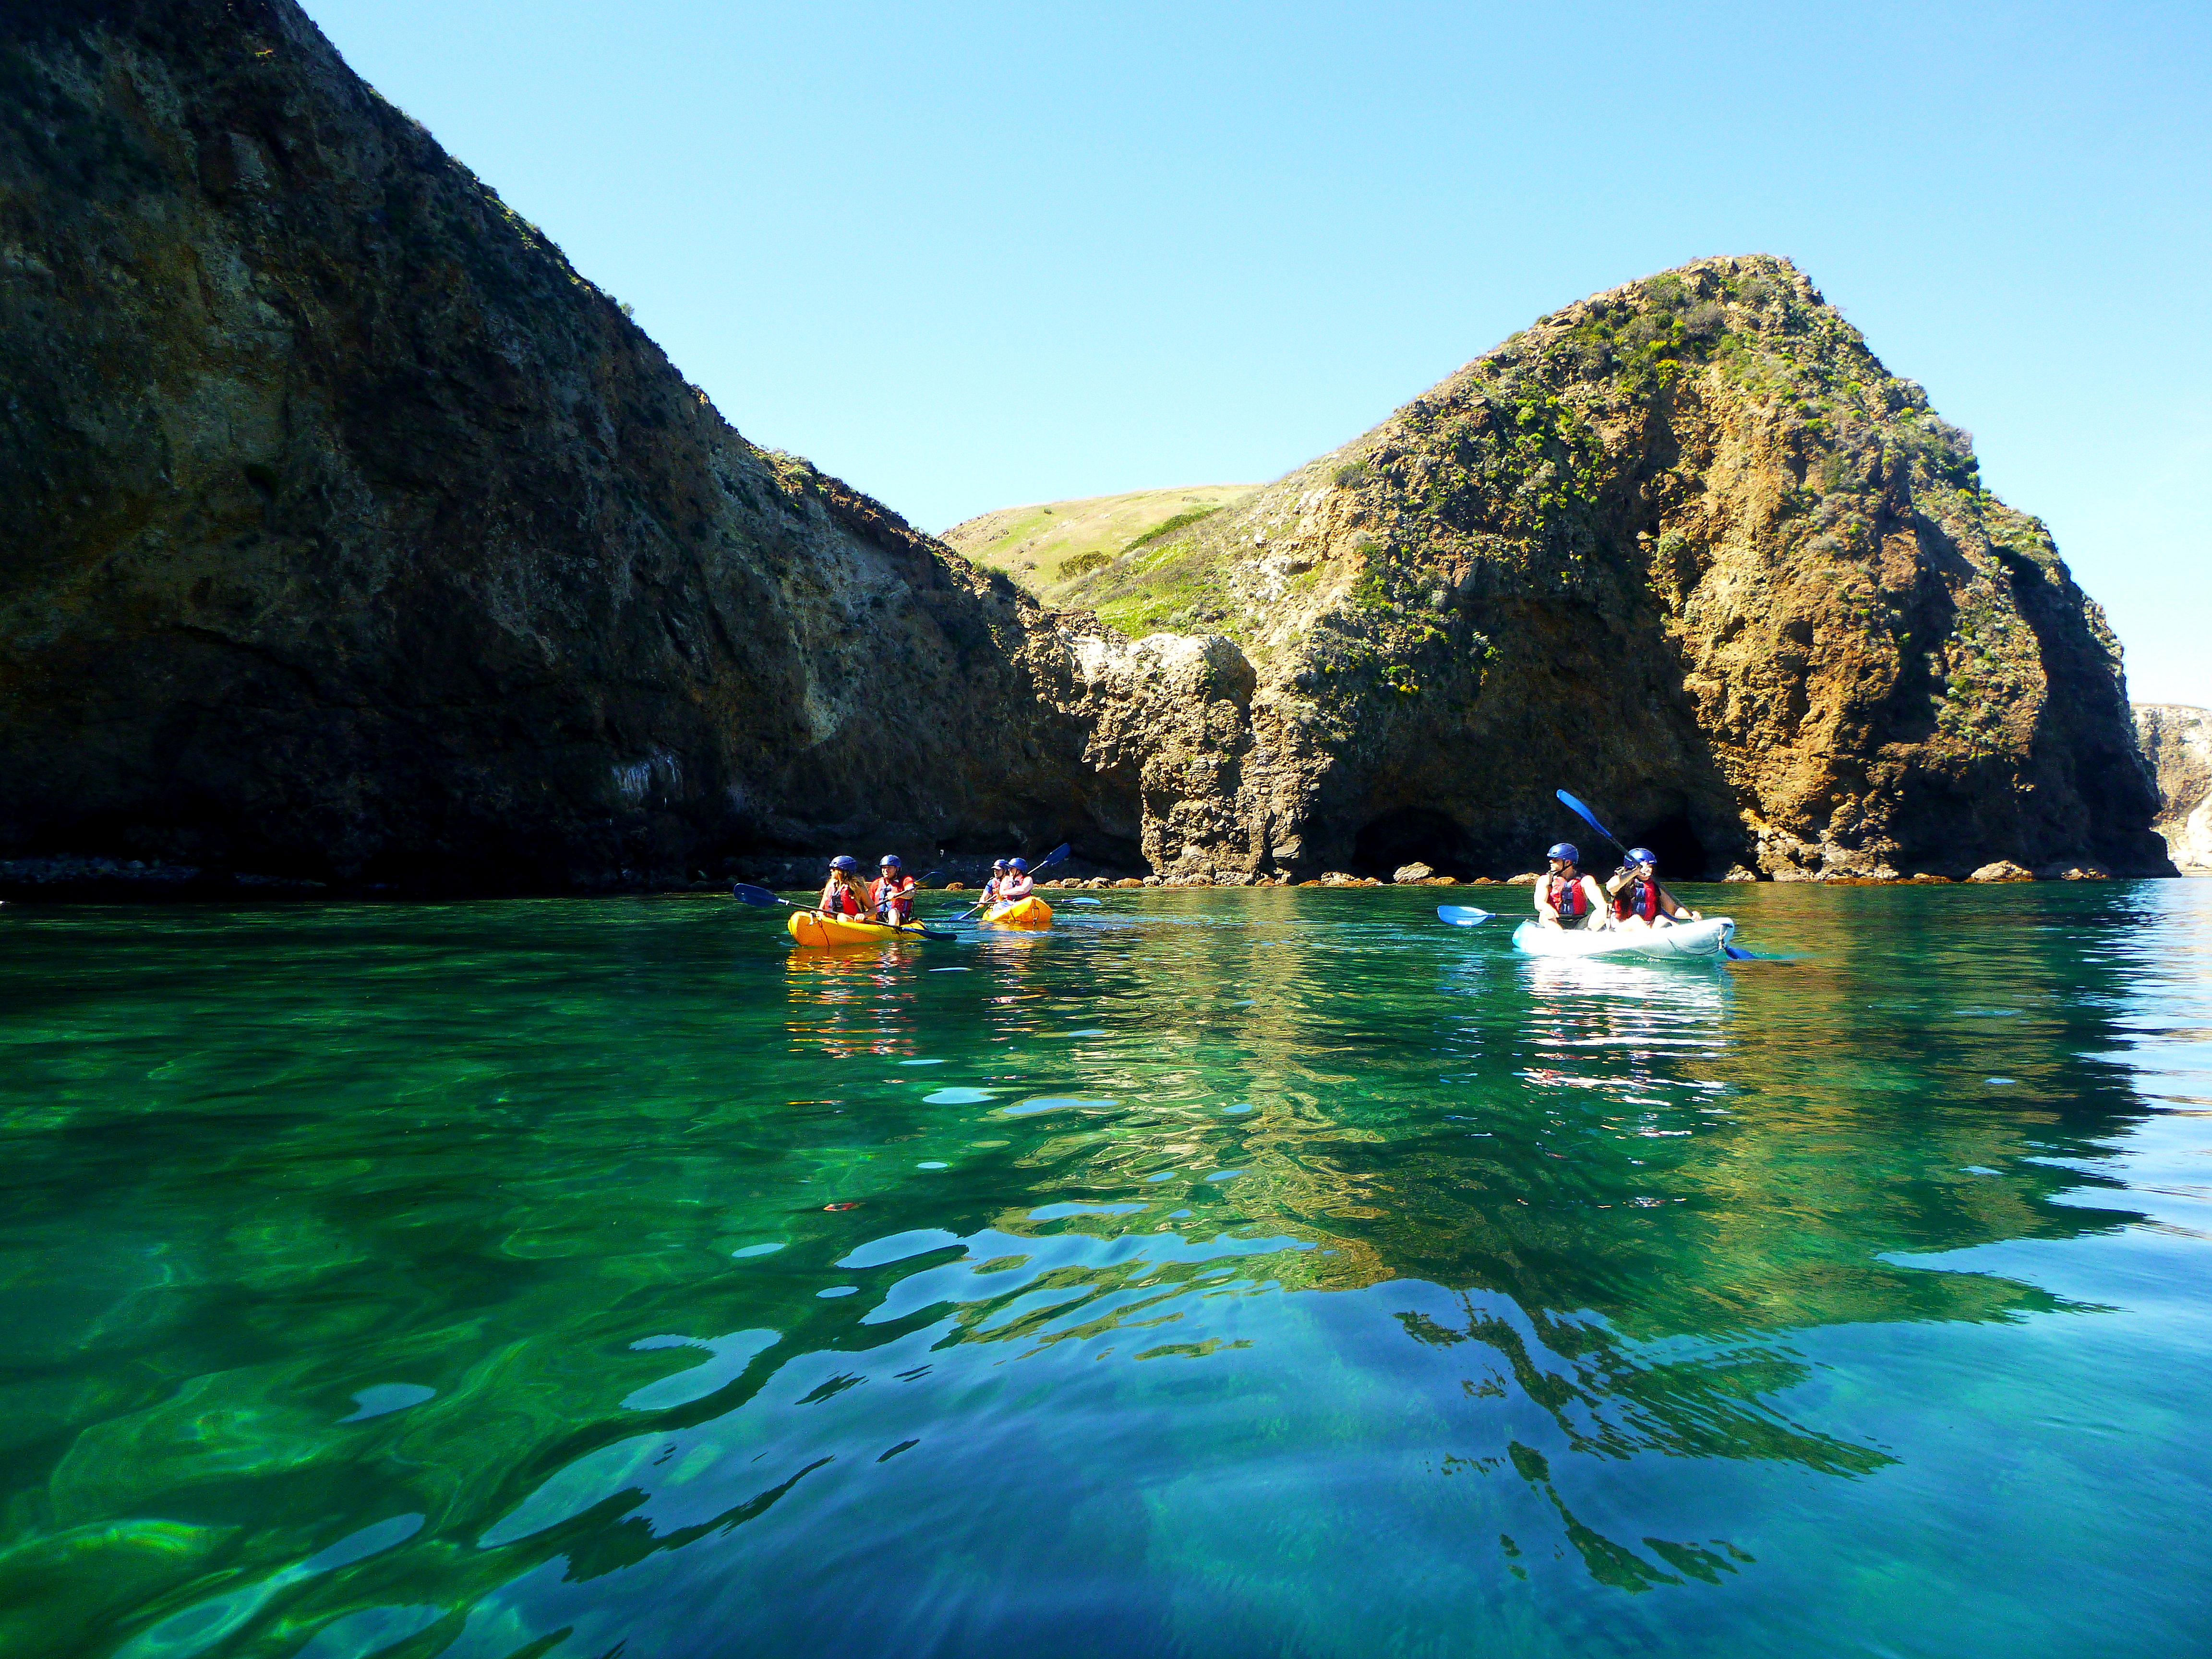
1511,917,1736,961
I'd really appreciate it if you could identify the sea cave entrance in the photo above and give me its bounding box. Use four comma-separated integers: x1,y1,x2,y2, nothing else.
1628,811,1710,879
1353,807,1468,879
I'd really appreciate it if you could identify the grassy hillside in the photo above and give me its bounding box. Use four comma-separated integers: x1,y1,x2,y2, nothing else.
941,484,1259,612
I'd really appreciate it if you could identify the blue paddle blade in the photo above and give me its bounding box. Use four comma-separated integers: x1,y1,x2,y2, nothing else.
1436,905,1493,927
1554,789,1617,846
730,882,785,907
1068,896,1103,905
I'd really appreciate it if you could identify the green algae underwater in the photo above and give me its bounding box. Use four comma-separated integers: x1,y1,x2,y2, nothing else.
1,881,2208,1659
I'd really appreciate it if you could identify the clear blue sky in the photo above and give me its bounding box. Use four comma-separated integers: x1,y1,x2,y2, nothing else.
299,0,2210,707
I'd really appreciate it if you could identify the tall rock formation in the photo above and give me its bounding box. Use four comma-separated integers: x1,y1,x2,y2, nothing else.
0,6,2167,891
2134,705,2212,871
1054,257,2168,879
0,0,1131,891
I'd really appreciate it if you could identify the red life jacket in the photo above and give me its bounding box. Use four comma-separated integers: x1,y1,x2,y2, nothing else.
999,875,1034,902
870,874,914,922
1615,878,1661,922
1545,873,1589,917
824,880,863,916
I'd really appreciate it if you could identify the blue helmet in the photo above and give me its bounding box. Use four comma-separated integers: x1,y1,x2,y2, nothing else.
830,854,859,872
879,854,902,868
993,858,1010,870
1010,858,1029,872
1627,847,1658,867
1546,842,1579,864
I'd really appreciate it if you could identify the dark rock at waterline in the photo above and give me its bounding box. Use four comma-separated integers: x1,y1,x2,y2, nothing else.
0,0,1137,894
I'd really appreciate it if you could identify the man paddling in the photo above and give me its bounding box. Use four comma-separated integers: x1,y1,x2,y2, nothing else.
816,855,870,919
1535,843,1607,931
871,854,916,925
1606,848,1701,930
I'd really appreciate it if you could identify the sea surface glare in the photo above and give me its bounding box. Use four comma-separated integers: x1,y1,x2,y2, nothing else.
2,882,2209,1658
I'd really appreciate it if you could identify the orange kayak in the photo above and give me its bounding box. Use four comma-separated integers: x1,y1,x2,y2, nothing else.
787,911,933,948
978,896,1054,930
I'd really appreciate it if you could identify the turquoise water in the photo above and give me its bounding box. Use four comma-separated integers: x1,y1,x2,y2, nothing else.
2,882,2208,1658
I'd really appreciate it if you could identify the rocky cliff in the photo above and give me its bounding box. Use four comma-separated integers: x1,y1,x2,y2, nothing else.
1049,256,2168,880
0,0,1136,893
0,6,2167,892
2134,705,2212,871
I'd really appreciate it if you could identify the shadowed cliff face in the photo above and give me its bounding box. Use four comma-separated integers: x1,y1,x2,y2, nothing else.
1060,257,2168,880
0,0,1137,891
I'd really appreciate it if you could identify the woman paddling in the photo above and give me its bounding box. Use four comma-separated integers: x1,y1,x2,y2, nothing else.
1606,848,1701,930
996,857,1035,905
816,855,870,920
1535,843,1607,931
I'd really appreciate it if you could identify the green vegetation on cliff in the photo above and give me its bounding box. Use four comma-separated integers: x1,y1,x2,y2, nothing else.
940,484,1259,612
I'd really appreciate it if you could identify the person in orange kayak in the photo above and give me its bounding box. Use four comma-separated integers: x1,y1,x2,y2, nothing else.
1606,847,1700,930
1535,842,1607,931
816,854,869,919
996,857,1035,904
870,854,916,924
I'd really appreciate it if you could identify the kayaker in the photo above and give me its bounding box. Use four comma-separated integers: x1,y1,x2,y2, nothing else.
871,854,916,924
997,857,1035,904
1607,848,1700,930
1535,843,1607,931
979,859,1010,904
816,855,869,919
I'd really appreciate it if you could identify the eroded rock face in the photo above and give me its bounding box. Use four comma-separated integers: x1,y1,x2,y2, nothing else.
2135,705,2212,871
0,0,1130,890
1059,256,2169,879
0,9,2169,892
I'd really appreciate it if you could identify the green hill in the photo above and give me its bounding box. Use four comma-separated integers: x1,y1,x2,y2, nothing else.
940,484,1260,613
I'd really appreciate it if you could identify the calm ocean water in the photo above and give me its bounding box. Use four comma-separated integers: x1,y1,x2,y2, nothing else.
2,881,2207,1658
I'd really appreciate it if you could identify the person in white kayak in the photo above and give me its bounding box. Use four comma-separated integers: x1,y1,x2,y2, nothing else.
1534,843,1608,931
1606,846,1701,930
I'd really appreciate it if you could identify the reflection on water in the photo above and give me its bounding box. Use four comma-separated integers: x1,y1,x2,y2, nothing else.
1,882,2209,1657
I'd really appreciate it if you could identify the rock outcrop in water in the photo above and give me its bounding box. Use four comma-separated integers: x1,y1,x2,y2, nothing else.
2135,705,2212,872
0,0,1131,892
0,5,2169,891
1046,256,2168,880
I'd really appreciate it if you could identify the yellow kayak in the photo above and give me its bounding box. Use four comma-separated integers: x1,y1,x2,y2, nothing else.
787,910,932,948
978,896,1054,930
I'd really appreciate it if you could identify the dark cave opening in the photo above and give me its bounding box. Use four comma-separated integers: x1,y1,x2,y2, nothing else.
1625,812,1710,880
1353,807,1469,878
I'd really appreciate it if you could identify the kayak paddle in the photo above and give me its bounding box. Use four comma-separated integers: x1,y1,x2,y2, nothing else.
950,842,1071,921
1553,790,1751,960
1436,905,1493,927
730,882,956,942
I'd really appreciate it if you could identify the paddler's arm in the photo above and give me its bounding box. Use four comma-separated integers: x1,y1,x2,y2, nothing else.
1582,875,1613,926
